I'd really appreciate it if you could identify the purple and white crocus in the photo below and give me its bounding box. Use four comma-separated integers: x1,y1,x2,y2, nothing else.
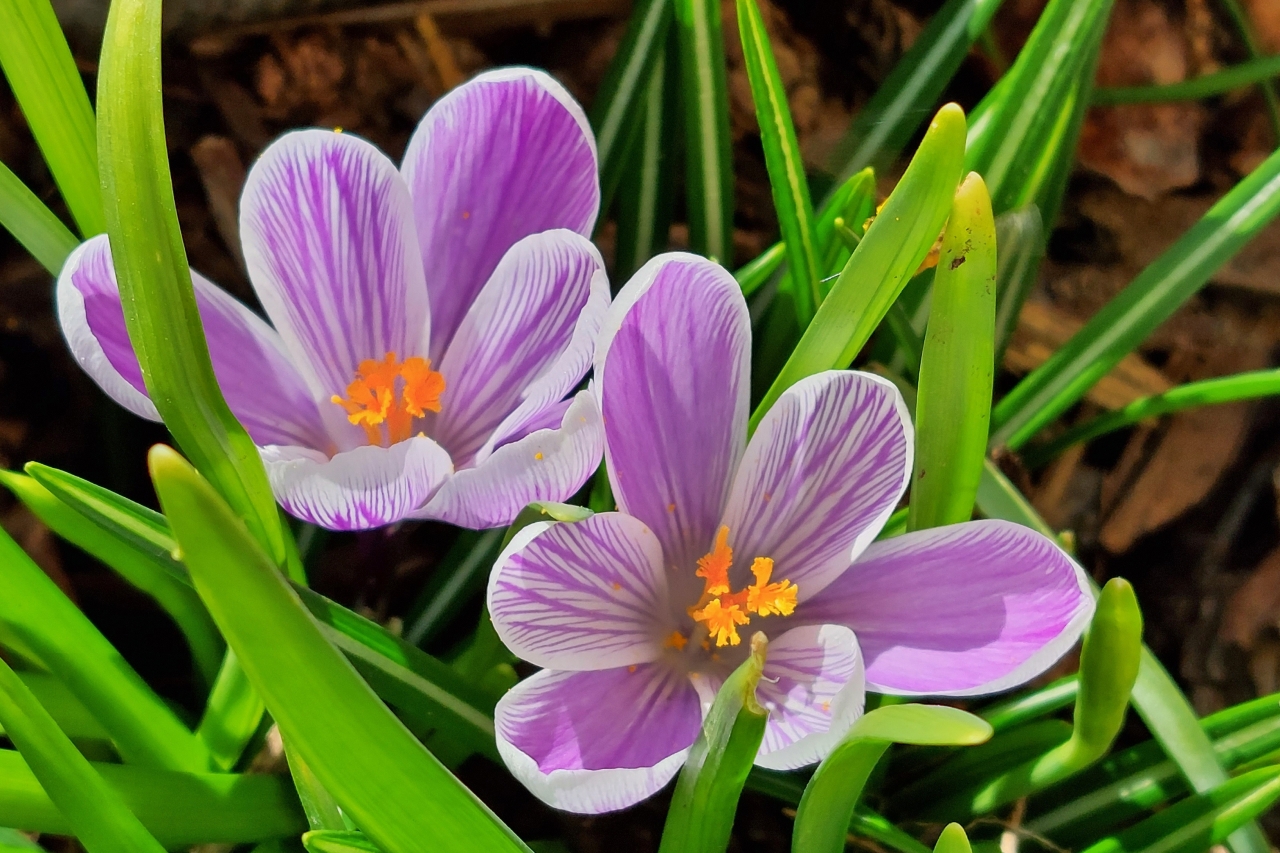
56,68,608,531
487,253,1095,814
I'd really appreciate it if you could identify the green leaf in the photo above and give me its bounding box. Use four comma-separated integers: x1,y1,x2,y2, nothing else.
736,0,821,320
287,741,347,831
1031,713,1280,843
980,675,1079,732
404,528,505,648
973,463,1271,853
0,829,38,851
793,705,991,853
992,206,1044,361
0,0,104,237
751,104,966,430
0,161,79,274
937,578,1143,817
965,0,1113,222
613,34,681,282
674,0,734,263
658,634,769,853
824,0,1006,181
0,747,304,847
97,0,287,568
990,143,1280,451
909,172,996,531
0,656,166,853
1080,766,1280,853
590,0,671,215
304,830,381,853
734,241,786,297
1092,52,1280,106
933,824,971,853
12,673,110,743
0,525,209,771
1027,368,1280,465
196,651,264,771
0,470,222,686
148,446,527,853
293,584,500,761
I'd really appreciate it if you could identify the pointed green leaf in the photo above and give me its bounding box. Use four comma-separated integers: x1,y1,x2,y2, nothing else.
0,525,208,771
590,0,671,214
148,446,527,853
934,824,971,853
751,104,966,430
909,172,996,531
793,705,991,853
0,0,103,237
0,656,166,853
304,831,381,853
737,0,821,320
0,748,304,847
97,0,287,567
659,634,769,853
825,0,1006,181
991,144,1280,451
0,161,79,275
674,0,734,263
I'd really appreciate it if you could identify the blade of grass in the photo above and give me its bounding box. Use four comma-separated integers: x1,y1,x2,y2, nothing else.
1092,54,1280,105
0,747,304,847
0,161,79,274
826,0,1005,183
149,446,528,852
737,0,821,320
590,0,671,215
1213,0,1280,139
0,0,104,237
674,0,734,263
97,0,288,568
990,144,1280,451
750,104,965,430
909,172,996,531
658,634,768,853
0,470,222,687
0,656,166,853
793,706,992,853
0,525,209,771
1028,368,1280,464
993,206,1044,361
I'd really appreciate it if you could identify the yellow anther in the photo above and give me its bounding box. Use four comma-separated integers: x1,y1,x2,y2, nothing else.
331,352,445,446
745,557,798,617
695,526,732,596
692,599,749,647
689,530,797,648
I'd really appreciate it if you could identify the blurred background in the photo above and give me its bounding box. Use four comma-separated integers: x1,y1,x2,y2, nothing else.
3,0,1280,848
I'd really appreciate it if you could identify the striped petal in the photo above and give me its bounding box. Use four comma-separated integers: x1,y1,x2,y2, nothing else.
56,235,328,449
402,67,599,358
719,371,911,599
260,435,451,531
797,520,1095,696
495,664,701,814
596,253,751,576
241,129,429,400
488,510,672,670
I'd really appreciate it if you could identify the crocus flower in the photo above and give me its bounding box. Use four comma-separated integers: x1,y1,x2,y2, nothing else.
486,253,1095,813
56,68,609,531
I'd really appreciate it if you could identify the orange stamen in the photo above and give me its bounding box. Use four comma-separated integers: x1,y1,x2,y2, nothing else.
331,352,445,446
689,528,797,647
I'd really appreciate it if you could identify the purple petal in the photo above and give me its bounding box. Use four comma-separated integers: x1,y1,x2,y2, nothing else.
488,508,672,670
797,520,1095,696
57,235,328,449
719,371,912,598
241,129,429,399
415,390,604,529
754,625,865,771
402,67,599,358
596,253,751,574
432,230,607,466
495,664,701,813
260,435,452,531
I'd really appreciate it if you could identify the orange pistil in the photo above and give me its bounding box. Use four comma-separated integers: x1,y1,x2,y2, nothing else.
688,527,797,647
331,352,445,446
664,630,689,651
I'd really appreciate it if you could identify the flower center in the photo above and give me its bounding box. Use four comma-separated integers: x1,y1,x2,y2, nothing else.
330,352,446,446
682,525,797,648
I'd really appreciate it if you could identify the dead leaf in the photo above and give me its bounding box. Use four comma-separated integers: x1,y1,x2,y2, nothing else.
1224,548,1280,651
